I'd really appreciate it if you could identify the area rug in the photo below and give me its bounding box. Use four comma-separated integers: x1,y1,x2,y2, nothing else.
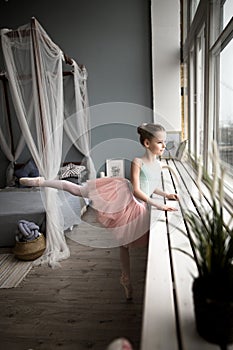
0,254,32,289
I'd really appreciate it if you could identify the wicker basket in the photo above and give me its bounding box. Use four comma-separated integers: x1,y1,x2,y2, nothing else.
13,234,46,261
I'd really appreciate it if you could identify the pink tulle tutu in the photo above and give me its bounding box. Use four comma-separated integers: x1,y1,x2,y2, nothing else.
86,177,150,247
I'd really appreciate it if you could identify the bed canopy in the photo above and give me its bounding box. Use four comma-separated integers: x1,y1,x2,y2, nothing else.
0,18,95,266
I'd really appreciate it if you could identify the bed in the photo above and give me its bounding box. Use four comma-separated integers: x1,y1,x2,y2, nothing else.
0,162,88,247
0,19,95,265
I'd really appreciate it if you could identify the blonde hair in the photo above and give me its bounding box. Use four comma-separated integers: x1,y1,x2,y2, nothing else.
137,123,165,146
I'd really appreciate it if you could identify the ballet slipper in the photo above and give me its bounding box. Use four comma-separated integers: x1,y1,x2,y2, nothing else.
120,272,133,301
19,176,44,187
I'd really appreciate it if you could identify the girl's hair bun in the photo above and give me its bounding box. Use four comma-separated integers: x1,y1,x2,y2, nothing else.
137,123,165,145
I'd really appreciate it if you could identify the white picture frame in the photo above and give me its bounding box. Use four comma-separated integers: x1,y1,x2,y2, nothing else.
162,131,181,159
106,159,125,178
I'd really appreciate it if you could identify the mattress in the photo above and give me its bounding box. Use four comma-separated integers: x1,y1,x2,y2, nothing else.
0,187,88,247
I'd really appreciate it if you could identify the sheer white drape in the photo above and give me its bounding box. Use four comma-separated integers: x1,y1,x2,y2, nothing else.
1,19,69,265
63,62,96,179
0,78,25,185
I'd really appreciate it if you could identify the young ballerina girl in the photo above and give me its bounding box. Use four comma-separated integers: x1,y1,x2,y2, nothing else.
20,123,178,300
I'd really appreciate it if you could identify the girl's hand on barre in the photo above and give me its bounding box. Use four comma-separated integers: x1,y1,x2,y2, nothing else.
161,204,178,211
166,193,179,201
147,198,178,211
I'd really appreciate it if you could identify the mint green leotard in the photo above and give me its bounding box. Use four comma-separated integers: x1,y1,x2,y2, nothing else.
139,159,162,197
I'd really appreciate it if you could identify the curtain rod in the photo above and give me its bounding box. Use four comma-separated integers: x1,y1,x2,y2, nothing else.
0,71,75,80
1,17,84,70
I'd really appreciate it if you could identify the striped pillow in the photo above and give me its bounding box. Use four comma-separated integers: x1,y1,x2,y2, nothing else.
59,163,86,179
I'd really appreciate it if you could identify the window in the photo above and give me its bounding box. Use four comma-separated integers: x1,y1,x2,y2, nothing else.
223,0,233,29
189,49,195,156
182,0,233,193
196,28,205,158
190,0,201,22
219,38,233,175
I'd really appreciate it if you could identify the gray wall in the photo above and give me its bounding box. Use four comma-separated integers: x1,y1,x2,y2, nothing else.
0,0,152,185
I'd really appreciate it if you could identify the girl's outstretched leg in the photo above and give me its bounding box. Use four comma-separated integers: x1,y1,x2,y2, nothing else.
20,177,44,187
119,246,133,300
20,177,88,197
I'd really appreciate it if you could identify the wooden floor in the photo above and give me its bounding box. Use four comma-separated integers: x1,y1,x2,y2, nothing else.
0,208,148,350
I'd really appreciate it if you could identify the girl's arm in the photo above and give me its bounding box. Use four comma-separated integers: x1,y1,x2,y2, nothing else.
131,159,178,211
153,188,179,201
157,164,179,200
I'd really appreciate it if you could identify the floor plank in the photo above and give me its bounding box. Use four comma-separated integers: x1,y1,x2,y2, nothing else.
0,208,148,350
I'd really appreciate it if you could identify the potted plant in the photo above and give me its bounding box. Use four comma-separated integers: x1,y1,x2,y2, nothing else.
177,142,233,349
